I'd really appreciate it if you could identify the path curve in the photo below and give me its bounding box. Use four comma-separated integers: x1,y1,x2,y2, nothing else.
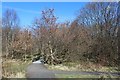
26,63,120,78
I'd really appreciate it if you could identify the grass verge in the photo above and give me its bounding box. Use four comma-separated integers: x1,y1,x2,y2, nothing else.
55,74,119,78
46,61,119,72
2,58,31,78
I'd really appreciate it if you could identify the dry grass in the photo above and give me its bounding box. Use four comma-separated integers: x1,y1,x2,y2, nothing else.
2,58,31,78
46,61,119,72
55,74,119,78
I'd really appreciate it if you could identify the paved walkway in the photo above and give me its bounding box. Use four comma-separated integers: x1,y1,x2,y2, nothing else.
26,63,120,78
26,63,55,78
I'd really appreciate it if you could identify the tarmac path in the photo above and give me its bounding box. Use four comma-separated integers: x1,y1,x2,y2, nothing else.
26,63,120,78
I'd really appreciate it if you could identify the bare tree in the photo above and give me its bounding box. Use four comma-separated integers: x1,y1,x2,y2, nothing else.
76,2,120,66
12,29,33,60
33,9,60,64
116,1,120,66
2,9,20,58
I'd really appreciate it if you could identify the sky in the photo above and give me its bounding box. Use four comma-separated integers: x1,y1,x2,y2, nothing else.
2,2,87,27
